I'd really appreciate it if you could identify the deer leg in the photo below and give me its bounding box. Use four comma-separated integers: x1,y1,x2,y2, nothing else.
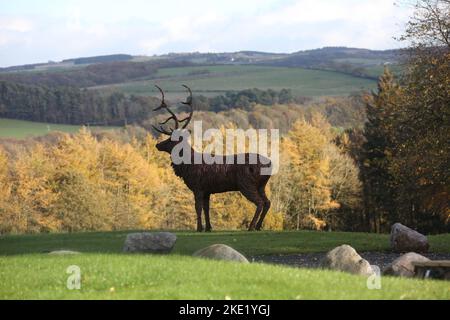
240,188,263,231
203,193,212,232
256,187,271,231
194,193,204,232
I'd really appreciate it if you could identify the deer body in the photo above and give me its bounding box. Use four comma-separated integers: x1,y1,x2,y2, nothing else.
172,151,271,193
153,86,272,232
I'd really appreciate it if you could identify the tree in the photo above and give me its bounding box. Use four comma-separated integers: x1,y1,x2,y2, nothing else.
361,67,404,232
13,143,60,232
0,148,18,233
392,0,450,232
324,144,362,231
276,120,334,230
399,0,450,48
355,0,450,233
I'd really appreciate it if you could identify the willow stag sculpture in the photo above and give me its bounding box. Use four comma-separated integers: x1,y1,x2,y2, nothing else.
152,85,272,232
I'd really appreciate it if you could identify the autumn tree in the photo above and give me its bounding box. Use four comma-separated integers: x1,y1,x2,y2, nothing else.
324,144,362,231
393,0,449,232
358,0,449,233
274,120,333,230
0,148,17,233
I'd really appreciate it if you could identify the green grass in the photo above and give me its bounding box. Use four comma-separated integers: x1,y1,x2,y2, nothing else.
0,230,389,256
333,58,388,65
93,65,378,99
2,230,448,257
1,253,449,300
0,118,117,139
365,64,404,78
1,231,449,299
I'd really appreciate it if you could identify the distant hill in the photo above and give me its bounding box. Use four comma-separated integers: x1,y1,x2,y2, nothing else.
62,54,134,65
0,47,400,75
0,62,55,73
0,47,401,101
0,60,193,87
150,47,400,71
259,47,399,67
254,47,401,79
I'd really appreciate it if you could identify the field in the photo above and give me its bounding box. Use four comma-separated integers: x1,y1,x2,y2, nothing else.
1,231,449,300
92,65,378,99
0,118,117,139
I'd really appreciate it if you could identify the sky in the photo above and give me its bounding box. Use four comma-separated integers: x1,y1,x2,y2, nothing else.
0,0,414,67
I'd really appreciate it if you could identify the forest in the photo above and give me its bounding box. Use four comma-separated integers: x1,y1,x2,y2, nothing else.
0,0,448,235
0,81,363,129
0,82,291,123
0,119,361,234
0,81,159,125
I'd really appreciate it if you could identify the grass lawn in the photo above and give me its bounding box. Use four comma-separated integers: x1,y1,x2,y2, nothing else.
92,65,377,99
0,118,118,139
1,231,449,299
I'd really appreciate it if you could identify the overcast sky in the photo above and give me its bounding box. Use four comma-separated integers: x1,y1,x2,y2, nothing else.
0,0,413,67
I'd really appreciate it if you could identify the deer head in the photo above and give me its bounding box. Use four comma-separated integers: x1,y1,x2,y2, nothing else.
152,85,193,154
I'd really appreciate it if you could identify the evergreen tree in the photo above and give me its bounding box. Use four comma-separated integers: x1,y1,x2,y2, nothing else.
361,67,403,232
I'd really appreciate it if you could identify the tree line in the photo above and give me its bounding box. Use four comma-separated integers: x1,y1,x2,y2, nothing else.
0,81,160,125
146,95,366,137
200,88,299,112
0,80,366,129
62,54,134,65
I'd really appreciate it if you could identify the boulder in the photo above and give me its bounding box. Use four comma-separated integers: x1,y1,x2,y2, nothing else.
321,244,374,276
390,223,429,253
384,252,430,277
48,250,80,255
193,244,249,263
123,232,176,253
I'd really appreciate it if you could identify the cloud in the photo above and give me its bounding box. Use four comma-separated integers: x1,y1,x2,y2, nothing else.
259,0,396,24
0,0,414,67
137,11,229,54
0,17,33,32
0,17,34,57
252,0,412,50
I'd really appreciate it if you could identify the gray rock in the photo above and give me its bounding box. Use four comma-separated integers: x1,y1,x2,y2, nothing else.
123,232,176,253
193,244,249,263
321,244,374,276
48,250,80,255
390,223,429,253
383,252,430,277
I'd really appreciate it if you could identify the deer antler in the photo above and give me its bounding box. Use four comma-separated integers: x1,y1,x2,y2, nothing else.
179,85,193,129
152,85,180,135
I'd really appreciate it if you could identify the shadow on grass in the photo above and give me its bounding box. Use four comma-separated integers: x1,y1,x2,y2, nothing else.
0,230,398,257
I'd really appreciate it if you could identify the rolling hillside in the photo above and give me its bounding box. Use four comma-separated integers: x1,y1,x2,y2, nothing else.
0,47,398,99
0,47,398,137
91,65,378,99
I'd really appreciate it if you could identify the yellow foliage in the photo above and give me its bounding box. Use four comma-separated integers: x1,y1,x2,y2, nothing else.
273,120,335,229
0,119,361,233
305,214,327,231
